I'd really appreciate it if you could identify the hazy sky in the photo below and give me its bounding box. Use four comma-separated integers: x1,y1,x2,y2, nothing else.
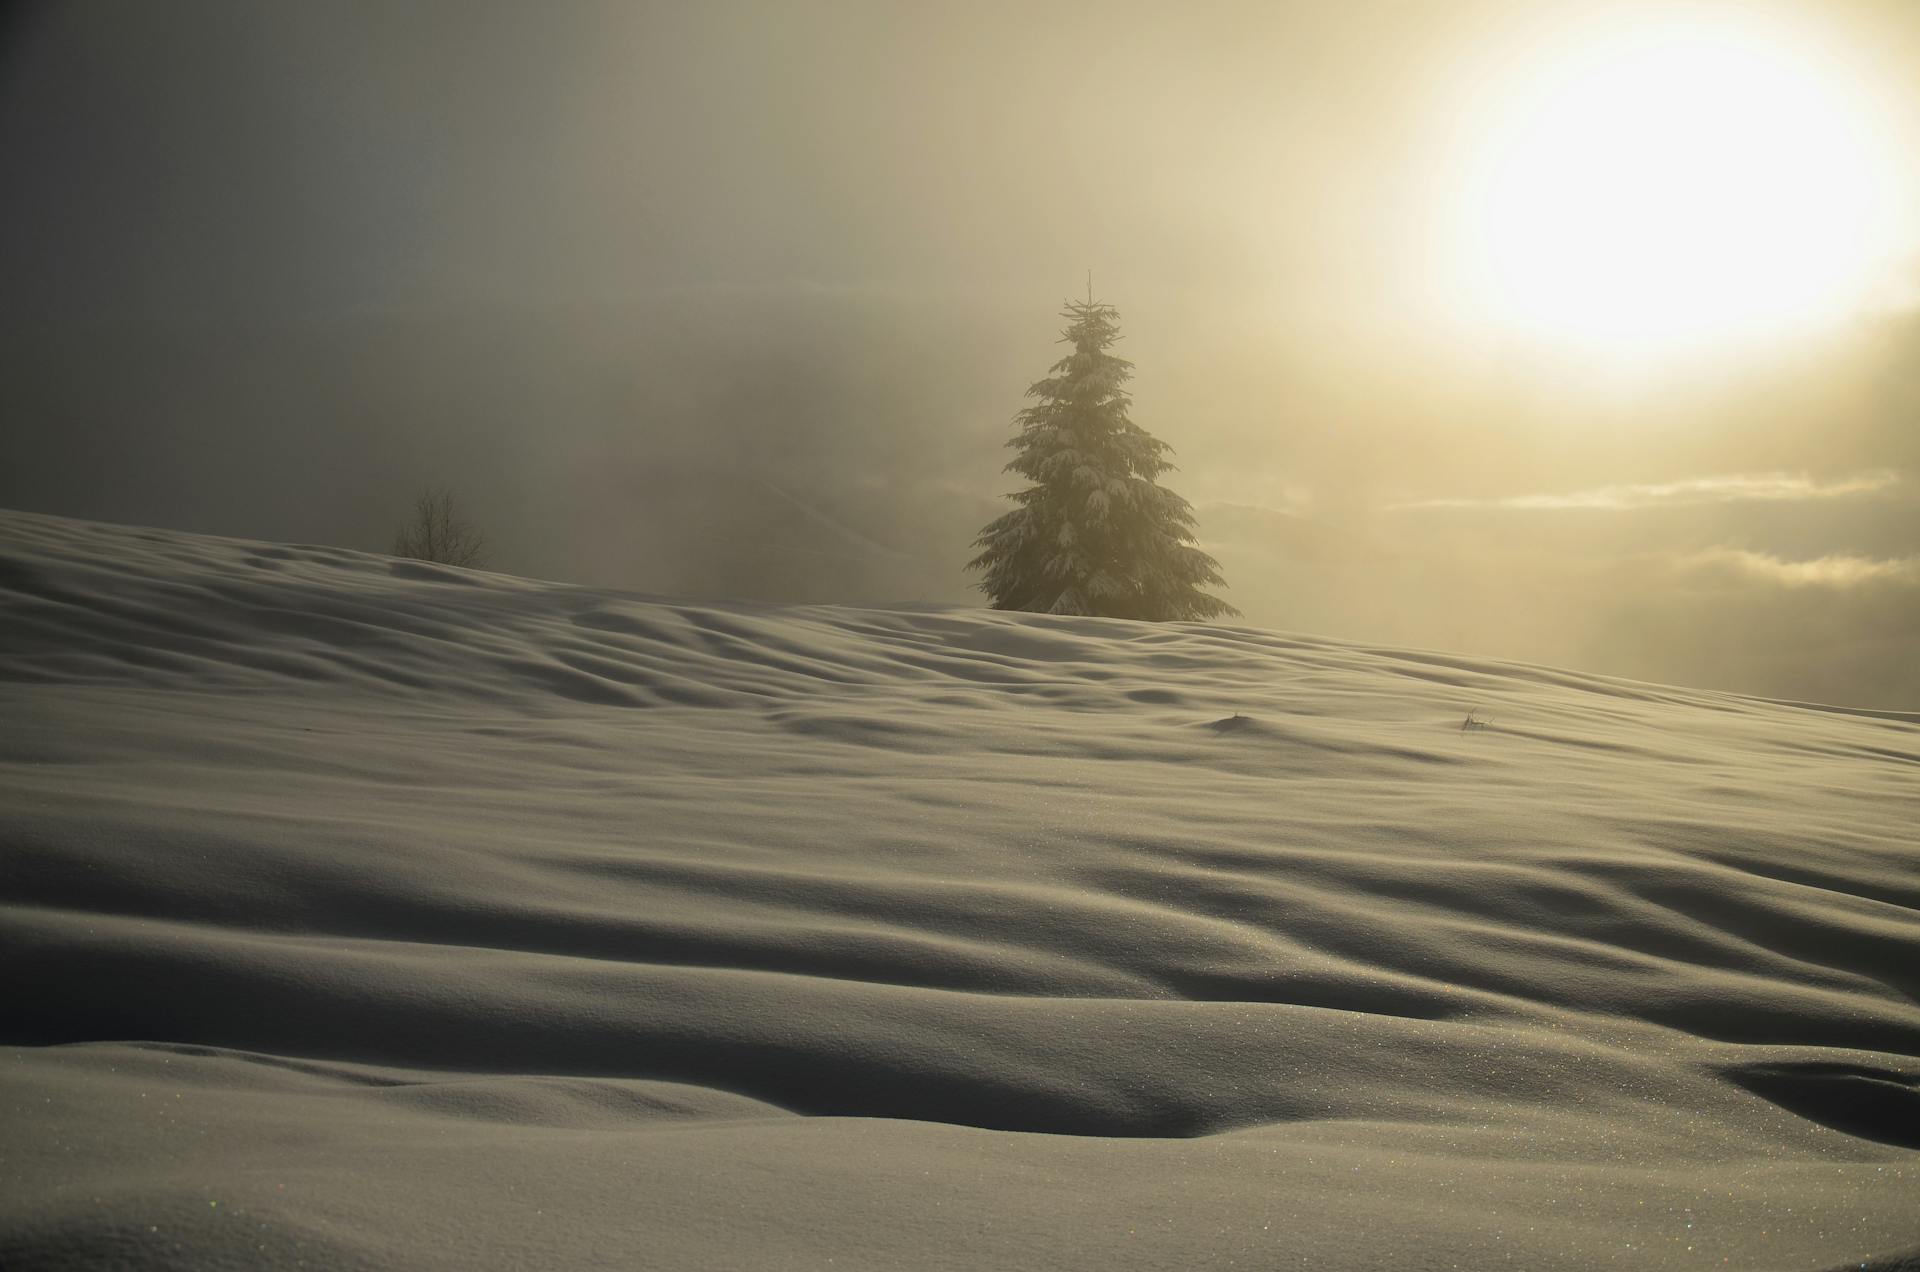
3,0,1919,706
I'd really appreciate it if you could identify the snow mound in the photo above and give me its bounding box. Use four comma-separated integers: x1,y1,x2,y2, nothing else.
3,508,1916,1271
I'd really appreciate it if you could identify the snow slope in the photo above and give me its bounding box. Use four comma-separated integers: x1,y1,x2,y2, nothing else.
2,507,1917,1271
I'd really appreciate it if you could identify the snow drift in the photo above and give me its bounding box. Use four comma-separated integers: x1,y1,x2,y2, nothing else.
2,507,1916,1270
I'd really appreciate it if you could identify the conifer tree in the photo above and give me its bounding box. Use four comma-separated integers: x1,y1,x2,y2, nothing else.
968,295,1235,620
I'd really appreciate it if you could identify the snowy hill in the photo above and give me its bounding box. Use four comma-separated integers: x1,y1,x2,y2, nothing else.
2,507,1916,1271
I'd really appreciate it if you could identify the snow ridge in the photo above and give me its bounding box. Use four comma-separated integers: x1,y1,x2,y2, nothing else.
2,508,1917,1272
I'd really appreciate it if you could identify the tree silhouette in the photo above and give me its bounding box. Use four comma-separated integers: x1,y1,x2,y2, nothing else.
968,296,1234,620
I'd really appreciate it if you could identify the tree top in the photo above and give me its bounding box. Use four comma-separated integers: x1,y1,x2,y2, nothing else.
1058,297,1123,353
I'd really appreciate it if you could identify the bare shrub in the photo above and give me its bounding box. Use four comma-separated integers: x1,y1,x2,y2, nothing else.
392,486,488,568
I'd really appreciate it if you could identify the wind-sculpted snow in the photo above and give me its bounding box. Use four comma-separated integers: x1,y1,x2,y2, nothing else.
1,507,1916,1271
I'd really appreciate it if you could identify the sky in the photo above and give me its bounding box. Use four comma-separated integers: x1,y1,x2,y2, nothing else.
3,0,1919,706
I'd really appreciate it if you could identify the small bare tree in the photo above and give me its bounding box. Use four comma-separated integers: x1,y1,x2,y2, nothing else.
392,485,488,568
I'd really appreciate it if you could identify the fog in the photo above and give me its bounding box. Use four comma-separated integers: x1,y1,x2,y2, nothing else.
3,0,1918,706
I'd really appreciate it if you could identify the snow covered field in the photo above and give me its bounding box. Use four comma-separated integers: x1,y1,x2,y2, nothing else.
2,507,1916,1271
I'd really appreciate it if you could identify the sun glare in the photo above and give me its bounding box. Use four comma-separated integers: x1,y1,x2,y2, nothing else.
1442,9,1907,364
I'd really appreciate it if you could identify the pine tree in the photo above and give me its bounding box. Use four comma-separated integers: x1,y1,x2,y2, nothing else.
968,295,1236,621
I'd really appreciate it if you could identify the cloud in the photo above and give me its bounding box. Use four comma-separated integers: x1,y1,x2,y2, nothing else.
1397,470,1902,512
1679,548,1920,588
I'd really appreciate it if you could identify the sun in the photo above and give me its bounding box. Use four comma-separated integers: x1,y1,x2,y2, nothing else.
1440,8,1907,364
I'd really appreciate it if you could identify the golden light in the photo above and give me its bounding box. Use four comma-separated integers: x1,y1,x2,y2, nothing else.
1440,8,1908,364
